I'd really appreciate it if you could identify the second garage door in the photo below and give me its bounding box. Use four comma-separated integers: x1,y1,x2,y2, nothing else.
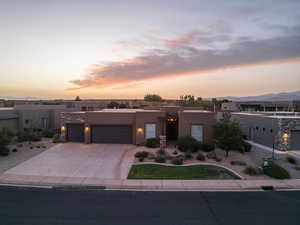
291,131,300,150
91,125,133,144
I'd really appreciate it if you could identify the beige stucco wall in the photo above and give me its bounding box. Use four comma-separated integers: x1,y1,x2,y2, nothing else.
178,111,216,144
135,111,166,145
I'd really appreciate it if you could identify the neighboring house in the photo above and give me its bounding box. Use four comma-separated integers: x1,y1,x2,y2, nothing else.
232,112,300,151
222,101,297,112
0,108,19,133
60,106,216,145
0,105,76,133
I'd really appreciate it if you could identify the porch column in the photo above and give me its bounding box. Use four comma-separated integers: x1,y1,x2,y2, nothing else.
60,124,67,142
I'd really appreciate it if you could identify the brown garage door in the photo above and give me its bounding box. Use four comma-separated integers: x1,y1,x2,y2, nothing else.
291,131,300,150
91,125,132,144
67,124,84,142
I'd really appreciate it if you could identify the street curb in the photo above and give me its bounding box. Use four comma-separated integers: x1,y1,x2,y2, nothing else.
0,175,300,192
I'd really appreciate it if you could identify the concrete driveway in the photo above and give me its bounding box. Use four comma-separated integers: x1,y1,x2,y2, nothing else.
4,143,137,179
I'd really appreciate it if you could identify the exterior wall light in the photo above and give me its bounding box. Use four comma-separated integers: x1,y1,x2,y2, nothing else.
85,126,90,132
61,125,66,132
282,133,289,142
137,128,144,134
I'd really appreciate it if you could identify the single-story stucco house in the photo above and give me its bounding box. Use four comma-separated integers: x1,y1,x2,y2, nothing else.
60,106,217,145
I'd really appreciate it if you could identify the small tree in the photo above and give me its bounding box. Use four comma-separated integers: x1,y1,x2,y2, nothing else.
213,114,243,157
75,96,81,101
144,94,163,102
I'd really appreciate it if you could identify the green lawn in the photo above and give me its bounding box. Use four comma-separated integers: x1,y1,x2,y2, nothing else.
127,164,240,180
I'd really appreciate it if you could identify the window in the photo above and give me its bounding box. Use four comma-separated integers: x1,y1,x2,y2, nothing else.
270,129,273,133
145,123,156,139
41,118,48,129
191,125,203,142
263,128,266,132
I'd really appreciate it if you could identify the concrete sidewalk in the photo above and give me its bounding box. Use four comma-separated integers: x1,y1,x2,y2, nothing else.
1,173,300,191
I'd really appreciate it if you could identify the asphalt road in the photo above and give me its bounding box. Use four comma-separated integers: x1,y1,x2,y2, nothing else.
0,186,299,225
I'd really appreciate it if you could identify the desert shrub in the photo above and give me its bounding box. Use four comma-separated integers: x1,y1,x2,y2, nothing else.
286,156,297,165
52,134,61,143
138,157,145,162
184,151,193,160
154,155,166,163
196,153,205,161
263,160,290,179
230,161,247,166
201,143,215,152
17,130,41,142
145,138,159,148
243,166,259,175
0,146,9,156
176,136,201,152
147,152,156,160
157,149,165,155
0,134,11,156
134,151,149,158
243,142,252,152
171,157,183,165
42,130,55,138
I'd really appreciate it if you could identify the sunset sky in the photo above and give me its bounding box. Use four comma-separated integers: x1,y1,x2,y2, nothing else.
0,0,300,99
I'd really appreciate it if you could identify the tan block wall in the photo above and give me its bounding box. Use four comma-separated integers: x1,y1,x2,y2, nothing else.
135,111,166,145
178,112,216,144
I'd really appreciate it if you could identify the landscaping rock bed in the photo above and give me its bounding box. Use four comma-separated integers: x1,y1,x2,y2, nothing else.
0,138,56,173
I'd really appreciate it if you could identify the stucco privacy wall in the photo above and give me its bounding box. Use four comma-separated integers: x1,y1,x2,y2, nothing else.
231,114,279,149
232,113,300,151
178,111,216,144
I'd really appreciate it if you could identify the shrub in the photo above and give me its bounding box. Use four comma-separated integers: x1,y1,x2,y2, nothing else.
52,134,61,143
243,142,252,152
201,143,215,152
17,130,42,142
196,153,205,161
134,151,149,159
0,134,11,156
184,151,193,160
176,136,201,152
157,149,165,155
263,160,290,179
154,155,166,163
171,157,183,165
148,152,156,160
138,157,145,162
42,130,55,138
0,146,9,156
286,156,297,165
145,138,159,148
243,166,259,175
230,161,247,166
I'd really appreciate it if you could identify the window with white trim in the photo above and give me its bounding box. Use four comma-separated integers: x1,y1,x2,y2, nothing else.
145,123,156,139
191,125,203,142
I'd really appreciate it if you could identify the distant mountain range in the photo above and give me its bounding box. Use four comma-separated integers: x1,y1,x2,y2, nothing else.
1,90,300,102
215,90,300,102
